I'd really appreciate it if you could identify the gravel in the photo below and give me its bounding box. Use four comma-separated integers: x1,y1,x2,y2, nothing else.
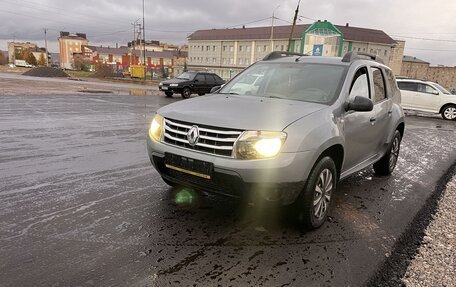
401,175,456,287
23,67,69,77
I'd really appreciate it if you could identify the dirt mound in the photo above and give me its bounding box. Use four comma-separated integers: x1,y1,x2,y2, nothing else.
23,67,69,78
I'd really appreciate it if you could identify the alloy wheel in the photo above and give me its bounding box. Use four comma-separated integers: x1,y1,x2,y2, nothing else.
313,168,333,220
443,107,456,120
389,135,400,171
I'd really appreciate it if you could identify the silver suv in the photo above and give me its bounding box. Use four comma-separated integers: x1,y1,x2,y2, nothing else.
147,51,405,229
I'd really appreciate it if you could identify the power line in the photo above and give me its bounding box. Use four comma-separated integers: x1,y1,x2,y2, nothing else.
406,47,456,52
391,35,456,43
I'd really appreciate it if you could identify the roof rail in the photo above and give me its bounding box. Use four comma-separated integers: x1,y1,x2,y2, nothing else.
262,51,306,61
342,51,385,64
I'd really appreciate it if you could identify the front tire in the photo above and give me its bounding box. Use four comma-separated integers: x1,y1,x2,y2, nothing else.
441,104,456,120
162,177,178,187
164,91,173,97
293,156,337,230
373,130,401,176
181,87,191,99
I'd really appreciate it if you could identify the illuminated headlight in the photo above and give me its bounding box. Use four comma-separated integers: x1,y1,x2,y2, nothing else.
159,82,163,86
170,83,179,87
149,114,164,142
234,131,287,160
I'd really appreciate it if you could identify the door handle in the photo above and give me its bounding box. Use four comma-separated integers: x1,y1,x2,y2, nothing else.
388,110,393,115
370,117,377,122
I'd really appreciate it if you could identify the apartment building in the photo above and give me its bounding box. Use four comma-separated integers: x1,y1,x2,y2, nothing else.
58,32,89,69
186,20,402,79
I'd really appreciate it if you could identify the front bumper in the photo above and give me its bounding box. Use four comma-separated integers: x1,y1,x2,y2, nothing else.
159,86,182,93
147,137,315,205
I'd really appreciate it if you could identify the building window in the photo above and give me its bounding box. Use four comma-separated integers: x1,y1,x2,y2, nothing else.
206,46,210,51
213,58,216,63
239,58,243,64
206,57,209,63
245,59,249,65
201,46,204,51
246,46,251,52
239,45,243,52
229,58,233,64
384,50,387,56
281,45,284,51
222,58,226,64
264,45,268,52
223,46,226,52
213,46,216,51
257,46,261,52
229,46,233,52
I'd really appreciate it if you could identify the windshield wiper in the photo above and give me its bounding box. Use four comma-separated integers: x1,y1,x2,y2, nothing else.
219,92,239,95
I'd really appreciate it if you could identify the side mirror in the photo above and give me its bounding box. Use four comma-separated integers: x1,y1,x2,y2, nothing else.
210,85,221,93
193,79,199,83
345,96,373,112
432,90,439,95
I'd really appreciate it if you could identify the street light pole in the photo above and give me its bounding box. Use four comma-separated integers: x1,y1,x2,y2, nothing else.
270,5,280,52
44,28,49,66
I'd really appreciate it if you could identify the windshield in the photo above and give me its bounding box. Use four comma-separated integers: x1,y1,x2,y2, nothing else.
433,83,451,95
219,62,346,104
176,72,196,80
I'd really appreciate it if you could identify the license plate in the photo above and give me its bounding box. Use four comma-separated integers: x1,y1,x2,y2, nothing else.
164,153,213,179
161,86,168,90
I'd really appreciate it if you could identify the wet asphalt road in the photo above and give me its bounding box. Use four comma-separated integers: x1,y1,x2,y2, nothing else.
0,93,455,287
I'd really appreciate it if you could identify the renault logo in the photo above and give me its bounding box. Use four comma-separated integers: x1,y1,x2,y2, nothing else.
187,125,199,146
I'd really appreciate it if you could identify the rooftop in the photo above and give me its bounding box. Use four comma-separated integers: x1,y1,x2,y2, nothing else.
402,55,429,64
188,23,396,45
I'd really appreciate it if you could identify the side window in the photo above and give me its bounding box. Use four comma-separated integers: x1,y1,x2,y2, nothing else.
195,74,205,82
384,69,397,96
205,75,216,85
398,82,418,92
349,67,370,101
418,84,438,95
372,67,386,103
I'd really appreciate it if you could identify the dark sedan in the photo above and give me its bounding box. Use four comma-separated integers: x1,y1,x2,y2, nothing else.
159,72,225,99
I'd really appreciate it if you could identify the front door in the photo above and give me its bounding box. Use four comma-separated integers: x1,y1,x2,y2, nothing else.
343,66,378,171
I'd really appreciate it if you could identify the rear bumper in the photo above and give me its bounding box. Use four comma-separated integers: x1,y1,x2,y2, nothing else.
147,137,314,205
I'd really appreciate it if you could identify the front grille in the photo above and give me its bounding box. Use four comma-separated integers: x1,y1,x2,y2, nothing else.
163,118,243,157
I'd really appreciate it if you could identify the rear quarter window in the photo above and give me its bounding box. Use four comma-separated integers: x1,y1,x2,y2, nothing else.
397,82,418,92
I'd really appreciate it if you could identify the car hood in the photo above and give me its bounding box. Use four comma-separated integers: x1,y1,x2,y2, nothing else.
161,78,190,84
157,94,327,131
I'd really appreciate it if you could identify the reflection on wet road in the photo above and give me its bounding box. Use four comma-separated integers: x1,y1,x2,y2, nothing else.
0,94,455,286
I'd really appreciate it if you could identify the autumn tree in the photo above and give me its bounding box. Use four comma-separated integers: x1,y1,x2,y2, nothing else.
21,49,37,65
0,52,5,65
37,53,46,66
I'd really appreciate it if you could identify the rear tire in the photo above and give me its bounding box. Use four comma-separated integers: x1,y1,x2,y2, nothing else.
293,156,337,230
181,87,191,99
441,104,456,120
164,91,173,97
373,130,401,176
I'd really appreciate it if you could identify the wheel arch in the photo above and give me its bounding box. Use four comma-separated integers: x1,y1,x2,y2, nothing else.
439,103,456,114
312,144,344,180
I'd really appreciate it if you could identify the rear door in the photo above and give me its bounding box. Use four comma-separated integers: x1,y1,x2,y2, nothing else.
397,81,418,109
370,66,392,151
205,75,216,93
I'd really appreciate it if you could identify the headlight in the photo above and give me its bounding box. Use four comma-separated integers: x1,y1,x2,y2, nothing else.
149,114,164,142
170,83,179,87
234,131,287,160
159,82,163,86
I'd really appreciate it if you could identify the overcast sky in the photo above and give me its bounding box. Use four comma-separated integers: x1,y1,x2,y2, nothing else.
1,0,456,66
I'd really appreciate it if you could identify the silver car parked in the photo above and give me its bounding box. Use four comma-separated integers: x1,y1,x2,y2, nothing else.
147,51,405,229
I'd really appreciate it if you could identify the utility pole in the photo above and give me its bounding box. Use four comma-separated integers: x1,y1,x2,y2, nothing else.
288,0,301,53
270,5,280,51
142,0,146,80
131,19,140,66
43,28,49,66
